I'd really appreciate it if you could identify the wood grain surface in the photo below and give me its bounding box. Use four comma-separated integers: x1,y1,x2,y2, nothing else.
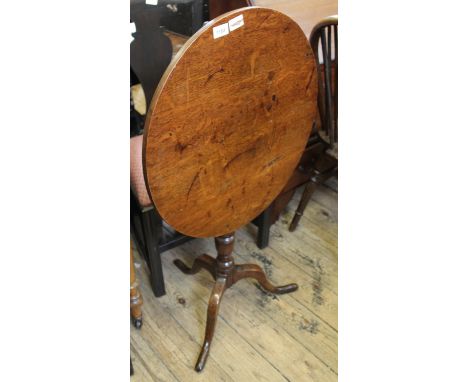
144,7,318,238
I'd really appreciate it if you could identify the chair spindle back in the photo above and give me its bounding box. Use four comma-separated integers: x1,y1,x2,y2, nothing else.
310,16,338,148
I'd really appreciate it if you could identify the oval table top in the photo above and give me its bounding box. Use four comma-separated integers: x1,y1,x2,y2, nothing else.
144,7,318,238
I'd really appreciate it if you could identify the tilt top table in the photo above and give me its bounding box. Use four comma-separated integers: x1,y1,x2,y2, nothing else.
143,6,318,371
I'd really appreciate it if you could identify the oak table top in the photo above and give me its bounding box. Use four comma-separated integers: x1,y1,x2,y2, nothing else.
143,7,318,238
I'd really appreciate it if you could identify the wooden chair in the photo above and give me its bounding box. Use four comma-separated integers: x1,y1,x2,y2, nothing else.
131,136,194,297
253,15,338,246
130,1,193,297
143,8,318,371
289,15,338,231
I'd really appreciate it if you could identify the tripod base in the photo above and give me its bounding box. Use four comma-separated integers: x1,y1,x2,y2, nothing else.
173,232,298,372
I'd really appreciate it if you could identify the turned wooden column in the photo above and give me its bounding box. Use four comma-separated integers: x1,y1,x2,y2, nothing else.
214,234,234,278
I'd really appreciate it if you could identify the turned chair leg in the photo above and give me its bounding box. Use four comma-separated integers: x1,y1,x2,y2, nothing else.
130,244,143,329
289,180,318,232
174,232,298,372
256,203,272,249
290,166,337,232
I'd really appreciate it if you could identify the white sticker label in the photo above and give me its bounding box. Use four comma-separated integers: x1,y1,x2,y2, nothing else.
213,23,229,39
229,14,244,32
146,0,158,5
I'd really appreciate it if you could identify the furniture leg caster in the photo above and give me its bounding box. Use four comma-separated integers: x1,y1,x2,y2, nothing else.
132,317,143,329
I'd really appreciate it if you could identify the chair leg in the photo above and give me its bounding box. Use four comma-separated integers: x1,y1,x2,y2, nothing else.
289,180,317,232
290,163,337,232
130,191,147,258
142,209,166,297
131,244,143,328
256,203,272,249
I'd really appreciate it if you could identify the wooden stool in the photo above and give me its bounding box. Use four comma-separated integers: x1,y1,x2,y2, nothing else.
143,7,318,371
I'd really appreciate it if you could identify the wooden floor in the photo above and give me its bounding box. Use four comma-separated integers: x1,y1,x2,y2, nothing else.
131,182,337,382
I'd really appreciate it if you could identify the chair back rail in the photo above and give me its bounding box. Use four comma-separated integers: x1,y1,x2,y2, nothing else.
310,16,338,148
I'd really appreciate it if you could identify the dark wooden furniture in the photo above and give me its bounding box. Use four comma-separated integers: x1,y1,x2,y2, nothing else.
131,0,192,297
131,0,173,107
289,15,338,231
131,133,193,297
254,14,338,247
144,7,318,371
208,0,252,19
159,0,205,36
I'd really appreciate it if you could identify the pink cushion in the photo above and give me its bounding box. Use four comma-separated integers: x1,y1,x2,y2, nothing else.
130,135,152,208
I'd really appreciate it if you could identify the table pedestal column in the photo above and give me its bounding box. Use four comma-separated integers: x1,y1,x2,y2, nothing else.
174,232,298,371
